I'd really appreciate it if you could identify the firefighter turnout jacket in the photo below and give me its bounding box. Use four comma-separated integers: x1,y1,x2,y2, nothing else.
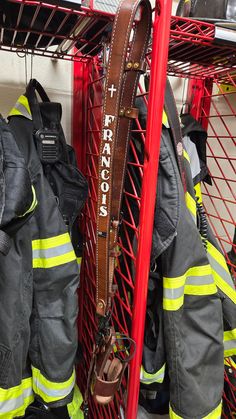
6,84,86,418
138,99,236,418
0,117,37,418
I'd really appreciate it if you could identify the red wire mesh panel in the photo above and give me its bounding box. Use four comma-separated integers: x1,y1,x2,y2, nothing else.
191,76,236,416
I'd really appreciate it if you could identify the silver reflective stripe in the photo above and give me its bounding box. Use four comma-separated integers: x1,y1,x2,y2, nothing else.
33,377,75,399
140,365,165,384
224,340,236,351
33,242,73,259
0,387,33,413
208,253,235,290
186,274,214,286
164,286,184,300
14,102,32,120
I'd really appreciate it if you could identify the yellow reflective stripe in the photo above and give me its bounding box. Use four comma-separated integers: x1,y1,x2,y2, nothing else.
185,191,196,219
224,357,236,369
224,328,236,357
67,385,84,419
19,185,37,217
140,364,165,385
162,110,169,128
77,257,82,274
207,241,229,272
8,95,32,120
8,108,23,118
32,366,75,403
32,232,71,250
211,268,236,304
0,377,33,418
224,348,236,357
194,182,203,203
170,401,222,419
183,149,190,162
163,264,216,311
33,251,76,268
33,233,76,268
18,95,32,115
185,283,217,296
163,296,184,311
224,328,236,342
187,264,212,276
164,275,185,289
207,241,236,304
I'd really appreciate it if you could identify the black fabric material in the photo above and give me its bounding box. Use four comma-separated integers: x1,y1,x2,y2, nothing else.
0,2,111,55
25,79,88,243
1,2,78,48
141,271,167,391
180,113,212,185
0,117,34,254
8,112,79,402
0,230,11,255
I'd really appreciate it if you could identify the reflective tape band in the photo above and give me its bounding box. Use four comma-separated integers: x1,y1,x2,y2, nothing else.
194,182,203,203
77,257,82,274
224,357,236,369
19,185,37,217
163,264,216,311
0,377,33,418
185,191,196,221
183,149,190,162
140,364,165,385
32,233,76,269
32,366,75,404
185,283,217,296
170,401,222,419
224,329,236,357
33,251,76,269
67,385,84,419
162,110,169,128
207,241,236,304
163,295,184,311
8,95,32,120
32,233,72,250
33,243,73,259
164,286,184,300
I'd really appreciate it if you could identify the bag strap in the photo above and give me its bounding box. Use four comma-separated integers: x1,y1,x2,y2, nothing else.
164,79,187,191
25,79,50,131
96,0,152,317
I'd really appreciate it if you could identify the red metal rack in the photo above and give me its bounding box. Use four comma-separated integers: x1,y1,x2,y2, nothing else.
73,7,236,419
0,0,235,418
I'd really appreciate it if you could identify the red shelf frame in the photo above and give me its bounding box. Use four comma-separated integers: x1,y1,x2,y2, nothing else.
0,0,235,417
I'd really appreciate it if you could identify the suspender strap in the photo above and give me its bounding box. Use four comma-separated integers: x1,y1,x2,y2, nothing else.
96,0,152,317
164,79,187,191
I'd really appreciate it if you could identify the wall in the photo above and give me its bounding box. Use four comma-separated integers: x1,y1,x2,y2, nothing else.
0,52,72,143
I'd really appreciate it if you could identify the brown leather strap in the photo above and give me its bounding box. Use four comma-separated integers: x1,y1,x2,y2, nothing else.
96,0,152,317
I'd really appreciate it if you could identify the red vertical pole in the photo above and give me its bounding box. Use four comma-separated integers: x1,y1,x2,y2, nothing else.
126,1,172,418
72,59,90,343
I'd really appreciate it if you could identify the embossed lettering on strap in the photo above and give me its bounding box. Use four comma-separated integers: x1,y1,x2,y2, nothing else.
96,0,152,316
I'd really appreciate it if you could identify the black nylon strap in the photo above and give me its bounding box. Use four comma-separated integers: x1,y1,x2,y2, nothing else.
26,79,50,131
